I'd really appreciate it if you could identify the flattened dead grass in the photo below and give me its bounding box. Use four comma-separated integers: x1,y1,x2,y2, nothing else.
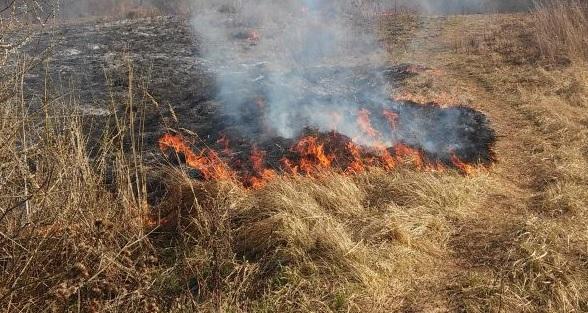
156,167,495,311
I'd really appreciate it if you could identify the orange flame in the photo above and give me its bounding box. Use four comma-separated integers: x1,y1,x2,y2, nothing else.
280,157,299,175
451,153,476,175
249,146,276,189
393,143,425,169
346,142,365,173
357,108,379,138
424,161,446,172
292,136,333,174
375,145,397,170
159,126,485,189
159,134,234,180
217,134,232,156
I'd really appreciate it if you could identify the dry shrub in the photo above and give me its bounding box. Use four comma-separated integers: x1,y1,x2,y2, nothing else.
532,0,588,63
0,102,156,311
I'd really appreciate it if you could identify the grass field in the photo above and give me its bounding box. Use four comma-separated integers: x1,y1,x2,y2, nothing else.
1,2,587,312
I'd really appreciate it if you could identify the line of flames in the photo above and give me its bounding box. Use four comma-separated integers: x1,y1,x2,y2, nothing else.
158,108,480,189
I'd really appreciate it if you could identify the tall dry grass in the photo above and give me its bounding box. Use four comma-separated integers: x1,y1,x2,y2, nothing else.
532,0,588,63
0,55,155,311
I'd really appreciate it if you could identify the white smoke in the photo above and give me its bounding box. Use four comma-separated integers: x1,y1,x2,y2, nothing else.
190,0,392,144
187,0,498,163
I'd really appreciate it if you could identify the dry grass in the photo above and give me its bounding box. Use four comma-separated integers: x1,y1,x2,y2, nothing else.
0,86,495,311
2,4,588,313
372,7,588,312
0,54,497,310
532,0,588,63
0,44,494,310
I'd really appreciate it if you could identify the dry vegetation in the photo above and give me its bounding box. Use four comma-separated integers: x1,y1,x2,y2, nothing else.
0,87,499,311
1,1,588,312
532,0,588,63
387,0,588,311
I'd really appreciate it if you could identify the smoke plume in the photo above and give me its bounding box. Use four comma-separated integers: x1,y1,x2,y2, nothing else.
187,0,496,166
191,0,395,144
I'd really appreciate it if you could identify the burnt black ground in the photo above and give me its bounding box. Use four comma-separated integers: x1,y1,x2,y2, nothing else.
8,16,214,150
9,16,495,167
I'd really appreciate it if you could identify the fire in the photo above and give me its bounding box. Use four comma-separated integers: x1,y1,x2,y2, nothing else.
383,109,399,130
346,142,365,173
248,147,276,188
374,144,397,171
393,143,425,169
451,153,477,175
280,157,299,175
217,134,232,156
159,133,234,180
158,103,491,188
291,136,333,174
357,108,380,138
159,130,488,189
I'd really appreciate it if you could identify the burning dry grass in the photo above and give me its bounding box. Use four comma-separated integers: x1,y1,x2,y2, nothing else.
3,7,588,313
0,80,496,311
